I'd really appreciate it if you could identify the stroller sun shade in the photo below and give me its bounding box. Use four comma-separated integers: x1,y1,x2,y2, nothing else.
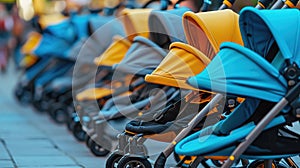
113,36,167,76
183,9,243,59
21,32,42,56
187,7,300,102
187,42,287,102
38,13,67,30
239,7,300,67
120,8,153,41
148,7,191,49
94,35,131,67
145,42,210,90
145,10,245,90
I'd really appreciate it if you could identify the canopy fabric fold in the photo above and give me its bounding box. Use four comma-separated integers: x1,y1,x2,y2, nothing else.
183,9,243,59
113,36,168,76
187,42,287,102
148,7,191,49
94,35,131,67
120,8,153,41
145,42,210,90
239,7,300,67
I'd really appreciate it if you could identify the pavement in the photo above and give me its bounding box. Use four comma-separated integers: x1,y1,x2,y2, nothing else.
0,61,105,168
0,59,173,168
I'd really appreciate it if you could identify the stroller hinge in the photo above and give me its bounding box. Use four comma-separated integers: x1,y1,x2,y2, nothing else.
283,62,300,88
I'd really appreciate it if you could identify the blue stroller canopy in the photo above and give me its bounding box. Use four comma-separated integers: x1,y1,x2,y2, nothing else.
43,19,76,44
113,36,167,76
239,7,300,67
187,42,287,102
187,7,300,102
68,15,125,62
33,33,73,59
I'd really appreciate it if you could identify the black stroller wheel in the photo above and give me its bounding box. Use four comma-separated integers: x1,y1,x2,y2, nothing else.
86,134,93,148
211,159,224,167
72,122,86,142
50,106,68,124
66,112,77,131
117,156,151,168
14,87,23,102
38,99,51,112
66,120,73,131
89,139,110,157
20,90,32,105
247,160,280,168
32,99,44,112
106,152,123,168
15,87,32,105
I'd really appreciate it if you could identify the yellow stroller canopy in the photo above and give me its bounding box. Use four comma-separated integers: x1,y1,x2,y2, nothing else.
94,35,131,67
21,32,42,55
120,8,152,41
145,42,210,90
76,87,113,101
38,14,67,29
183,9,243,60
146,10,244,90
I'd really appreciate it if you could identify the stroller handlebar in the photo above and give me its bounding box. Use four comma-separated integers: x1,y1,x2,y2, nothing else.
255,0,274,9
282,0,299,8
218,0,236,10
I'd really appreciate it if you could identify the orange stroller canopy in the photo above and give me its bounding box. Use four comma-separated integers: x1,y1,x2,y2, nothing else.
145,42,210,90
94,35,131,67
120,8,152,41
183,9,243,59
38,14,67,29
146,9,244,89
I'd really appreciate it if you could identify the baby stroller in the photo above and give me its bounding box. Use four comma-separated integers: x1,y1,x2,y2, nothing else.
14,14,76,105
88,35,171,157
175,7,300,168
71,8,155,142
72,0,183,138
40,14,125,123
107,7,249,167
29,13,98,111
78,6,191,156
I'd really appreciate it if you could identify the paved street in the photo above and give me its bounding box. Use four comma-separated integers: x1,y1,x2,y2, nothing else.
0,61,105,168
0,60,173,168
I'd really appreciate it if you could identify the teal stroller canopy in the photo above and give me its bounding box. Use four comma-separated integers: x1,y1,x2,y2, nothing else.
187,7,300,102
239,7,300,66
